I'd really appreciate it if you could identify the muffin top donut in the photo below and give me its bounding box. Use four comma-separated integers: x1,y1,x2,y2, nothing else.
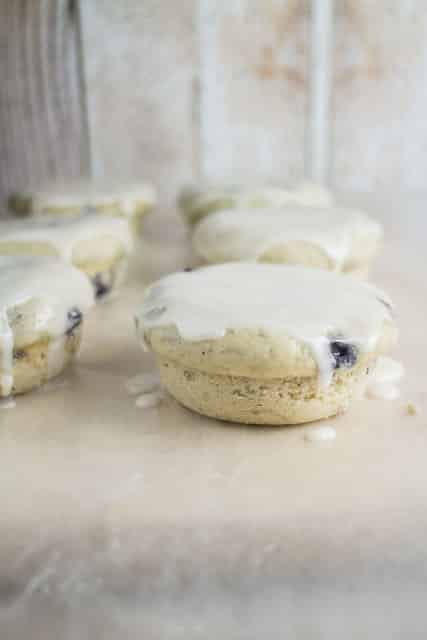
0,255,94,395
0,212,133,264
8,179,157,219
136,263,396,386
192,205,382,273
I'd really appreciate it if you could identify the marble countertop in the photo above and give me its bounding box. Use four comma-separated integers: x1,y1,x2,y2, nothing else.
1,194,426,639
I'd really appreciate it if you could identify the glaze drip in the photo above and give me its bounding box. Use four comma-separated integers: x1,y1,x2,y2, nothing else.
136,263,394,387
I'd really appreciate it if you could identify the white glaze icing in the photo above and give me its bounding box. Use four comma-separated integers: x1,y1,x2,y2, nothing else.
193,205,382,270
136,263,394,386
47,335,67,379
0,212,133,263
371,356,405,384
366,382,400,400
29,180,156,218
303,426,336,442
181,181,333,220
214,182,333,209
365,356,404,401
0,256,94,396
135,389,164,409
0,316,14,396
125,372,161,396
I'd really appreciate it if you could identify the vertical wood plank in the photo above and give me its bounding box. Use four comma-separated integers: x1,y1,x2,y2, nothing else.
333,0,427,191
307,0,334,184
80,1,196,206
0,0,89,206
198,0,308,184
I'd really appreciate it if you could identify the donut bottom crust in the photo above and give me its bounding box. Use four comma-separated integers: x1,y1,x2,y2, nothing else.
157,356,374,425
1,329,82,397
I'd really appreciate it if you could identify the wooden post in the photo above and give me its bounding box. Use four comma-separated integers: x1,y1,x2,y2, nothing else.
306,0,334,185
0,0,90,207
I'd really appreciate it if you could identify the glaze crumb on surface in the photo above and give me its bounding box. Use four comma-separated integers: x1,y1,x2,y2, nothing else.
135,389,164,409
366,356,404,401
303,426,336,442
406,402,419,416
125,372,161,396
366,382,400,400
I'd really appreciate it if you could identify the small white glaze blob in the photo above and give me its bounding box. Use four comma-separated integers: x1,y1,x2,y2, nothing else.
371,356,404,384
365,356,404,401
125,372,161,396
366,382,400,400
304,426,336,442
135,389,164,409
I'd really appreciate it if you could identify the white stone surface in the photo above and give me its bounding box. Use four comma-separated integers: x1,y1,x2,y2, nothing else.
0,194,426,637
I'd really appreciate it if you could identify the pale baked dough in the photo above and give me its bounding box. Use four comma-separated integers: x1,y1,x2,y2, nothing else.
156,356,372,425
144,325,394,424
145,325,395,380
8,179,157,237
137,264,397,425
6,330,82,396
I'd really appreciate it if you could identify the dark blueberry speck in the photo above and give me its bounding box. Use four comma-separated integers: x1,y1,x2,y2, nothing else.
66,307,83,335
329,340,358,370
92,274,111,299
184,267,193,272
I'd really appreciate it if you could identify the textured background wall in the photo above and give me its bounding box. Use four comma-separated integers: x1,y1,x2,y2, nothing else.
0,0,426,206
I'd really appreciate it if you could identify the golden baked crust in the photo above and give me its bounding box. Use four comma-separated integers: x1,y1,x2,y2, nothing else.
157,356,373,425
144,323,397,379
1,329,82,397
